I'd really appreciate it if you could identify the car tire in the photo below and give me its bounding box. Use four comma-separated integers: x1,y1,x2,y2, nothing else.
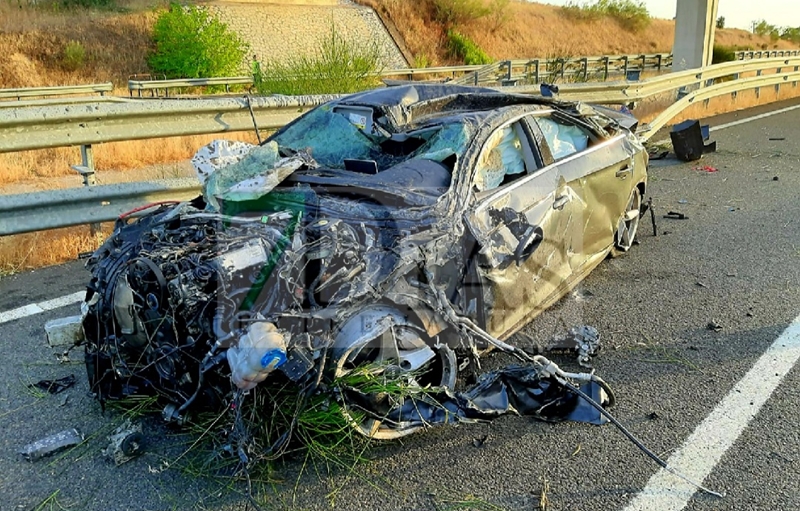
611,186,642,256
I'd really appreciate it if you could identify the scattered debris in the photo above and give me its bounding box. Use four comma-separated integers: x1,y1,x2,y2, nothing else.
642,197,657,236
572,444,582,456
773,176,780,181
539,477,550,511
693,165,718,173
677,199,689,204
28,374,76,395
472,434,488,448
647,411,660,421
707,320,723,332
664,211,688,220
648,149,669,160
728,207,740,212
571,288,595,302
696,281,708,288
103,420,146,465
768,137,786,141
546,325,601,368
19,429,83,461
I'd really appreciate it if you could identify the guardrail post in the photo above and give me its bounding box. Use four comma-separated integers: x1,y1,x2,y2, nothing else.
640,54,646,72
622,55,629,78
756,69,762,98
794,65,798,87
656,54,662,71
602,56,609,81
505,60,512,81
581,57,588,81
776,66,783,95
533,59,540,83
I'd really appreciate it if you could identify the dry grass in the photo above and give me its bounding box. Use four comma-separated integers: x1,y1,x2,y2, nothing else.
0,225,111,275
0,0,159,89
358,0,797,65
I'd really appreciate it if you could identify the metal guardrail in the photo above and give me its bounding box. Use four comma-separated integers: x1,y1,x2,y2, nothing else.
125,53,673,96
0,83,114,101
2,56,799,236
128,76,256,97
0,179,200,236
736,50,800,60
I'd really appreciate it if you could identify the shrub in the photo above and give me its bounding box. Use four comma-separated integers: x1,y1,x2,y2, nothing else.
148,4,248,79
781,26,800,44
447,30,492,65
751,19,780,41
60,0,115,8
61,40,86,71
252,24,384,96
433,0,491,26
711,45,736,64
561,0,650,32
715,16,725,29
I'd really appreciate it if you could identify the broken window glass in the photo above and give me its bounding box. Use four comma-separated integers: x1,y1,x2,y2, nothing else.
534,116,590,160
273,106,381,168
473,124,526,192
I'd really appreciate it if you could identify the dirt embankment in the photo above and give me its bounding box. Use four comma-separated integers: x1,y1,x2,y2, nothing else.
358,0,796,66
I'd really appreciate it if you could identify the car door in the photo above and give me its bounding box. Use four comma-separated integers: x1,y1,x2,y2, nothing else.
464,117,579,339
531,114,637,269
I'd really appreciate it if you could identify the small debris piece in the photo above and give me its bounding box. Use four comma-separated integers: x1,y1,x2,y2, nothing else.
472,434,488,448
571,288,594,303
45,315,85,347
707,320,723,332
693,166,718,173
77,251,93,260
647,411,660,420
664,211,688,220
19,429,83,461
769,137,786,141
103,419,146,466
696,281,708,288
648,149,669,160
773,176,780,181
678,199,689,204
28,374,76,395
546,325,600,368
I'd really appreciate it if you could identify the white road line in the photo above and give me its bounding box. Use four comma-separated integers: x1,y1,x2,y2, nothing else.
0,291,84,325
710,103,800,132
623,314,800,511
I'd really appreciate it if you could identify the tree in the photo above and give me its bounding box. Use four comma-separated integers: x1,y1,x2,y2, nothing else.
148,4,248,79
715,16,725,29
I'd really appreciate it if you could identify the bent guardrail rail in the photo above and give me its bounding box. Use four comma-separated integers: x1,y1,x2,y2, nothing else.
2,56,799,235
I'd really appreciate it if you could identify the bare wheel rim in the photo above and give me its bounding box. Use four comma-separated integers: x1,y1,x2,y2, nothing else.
334,331,457,441
616,188,641,252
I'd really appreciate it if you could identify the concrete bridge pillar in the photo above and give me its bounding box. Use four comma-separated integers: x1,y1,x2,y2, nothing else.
672,0,720,70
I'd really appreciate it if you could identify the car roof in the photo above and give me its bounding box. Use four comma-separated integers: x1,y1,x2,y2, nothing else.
335,84,566,132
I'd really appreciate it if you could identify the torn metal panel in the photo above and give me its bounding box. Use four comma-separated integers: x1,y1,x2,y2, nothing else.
76,84,648,449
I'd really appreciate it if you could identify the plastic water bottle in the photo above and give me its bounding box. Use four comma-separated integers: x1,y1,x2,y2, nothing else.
227,322,287,391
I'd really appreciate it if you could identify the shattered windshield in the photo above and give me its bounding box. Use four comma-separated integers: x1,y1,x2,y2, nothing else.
271,104,474,171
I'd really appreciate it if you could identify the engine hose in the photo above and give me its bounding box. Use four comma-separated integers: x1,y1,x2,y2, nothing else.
555,374,724,499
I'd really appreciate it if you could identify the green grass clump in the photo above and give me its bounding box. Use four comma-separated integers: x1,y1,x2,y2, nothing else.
447,30,492,65
252,23,384,96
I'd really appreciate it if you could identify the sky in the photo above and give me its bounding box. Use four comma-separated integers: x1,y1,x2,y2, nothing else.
532,0,800,30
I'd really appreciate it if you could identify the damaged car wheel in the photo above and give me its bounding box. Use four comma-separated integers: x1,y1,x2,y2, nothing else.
331,306,458,440
613,187,642,254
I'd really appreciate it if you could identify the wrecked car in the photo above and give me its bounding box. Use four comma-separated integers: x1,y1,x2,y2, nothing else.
80,84,647,444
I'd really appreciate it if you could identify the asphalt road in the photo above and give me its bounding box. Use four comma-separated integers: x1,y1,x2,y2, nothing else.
1,99,799,511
